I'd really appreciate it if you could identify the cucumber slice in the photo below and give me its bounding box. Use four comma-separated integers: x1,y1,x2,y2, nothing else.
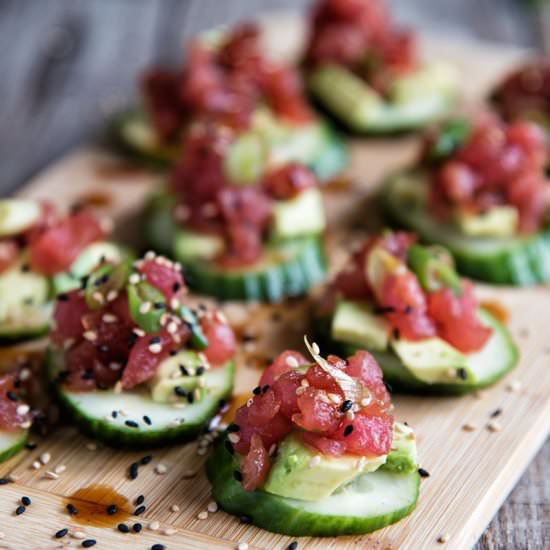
308,63,457,134
0,429,28,463
0,199,42,237
47,348,235,447
207,436,419,536
381,171,550,285
178,236,326,302
109,108,180,168
321,308,518,394
0,303,52,343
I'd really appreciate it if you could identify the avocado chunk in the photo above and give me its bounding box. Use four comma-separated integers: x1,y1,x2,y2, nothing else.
0,255,50,323
224,131,268,186
331,300,390,351
272,188,326,240
391,336,472,384
147,350,207,403
174,230,224,263
455,206,519,238
263,432,387,502
383,422,418,474
52,242,125,294
0,199,42,237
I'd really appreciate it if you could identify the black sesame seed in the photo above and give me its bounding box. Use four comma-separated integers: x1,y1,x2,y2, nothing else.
57,293,69,301
233,470,243,482
187,392,194,404
134,505,146,515
340,400,353,413
21,496,31,506
111,410,118,419
252,386,261,395
15,505,26,515
490,408,503,418
0,478,10,485
140,455,152,465
6,391,18,401
457,367,468,380
152,544,166,550
262,384,270,393
224,440,235,455
149,336,161,345
67,503,78,515
172,282,181,293
153,302,165,310
169,349,178,357
55,528,69,538
82,540,96,548
125,420,139,428
227,423,240,433
418,467,430,478
107,504,118,515
392,328,400,340
374,306,396,314
239,514,252,524
288,542,299,550
343,425,354,437
179,365,189,376
117,523,130,533
242,332,256,343
196,366,206,376
143,415,152,426
129,462,139,480
384,381,393,393
174,386,187,397
135,494,145,505
25,441,38,450
132,522,142,533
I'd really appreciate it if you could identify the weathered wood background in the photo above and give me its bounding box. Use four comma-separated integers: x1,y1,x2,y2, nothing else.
0,1,548,548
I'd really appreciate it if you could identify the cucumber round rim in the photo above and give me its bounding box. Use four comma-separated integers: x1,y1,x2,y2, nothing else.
0,429,29,464
317,308,518,395
0,303,51,344
382,170,550,286
47,347,235,447
207,434,420,537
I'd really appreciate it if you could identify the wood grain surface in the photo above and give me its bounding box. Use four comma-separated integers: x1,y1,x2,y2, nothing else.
0,4,548,550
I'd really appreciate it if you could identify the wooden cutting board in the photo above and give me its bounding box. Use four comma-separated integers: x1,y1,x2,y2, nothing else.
1,14,548,550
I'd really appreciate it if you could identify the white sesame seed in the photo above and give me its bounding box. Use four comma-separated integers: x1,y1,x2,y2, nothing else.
145,251,157,260
102,313,117,323
155,463,167,475
19,368,31,381
197,447,208,456
487,420,502,432
360,397,371,407
129,273,141,285
506,380,522,393
92,291,105,305
40,452,51,465
71,531,86,540
83,331,97,342
437,533,451,543
148,520,160,531
168,419,182,428
309,455,321,468
300,379,310,387
139,301,152,314
167,322,178,334
163,528,178,536
133,328,145,337
109,362,122,371
44,471,59,480
149,343,162,354
86,442,97,451
207,501,218,513
237,542,249,550
228,433,240,444
269,443,277,456
170,298,180,310
284,355,299,369
446,368,457,378
20,420,32,429
462,423,476,432
246,398,253,407
172,402,186,409
6,474,18,482
328,393,342,405
54,464,67,474
170,504,180,512
346,410,355,421
197,510,208,520
106,290,118,302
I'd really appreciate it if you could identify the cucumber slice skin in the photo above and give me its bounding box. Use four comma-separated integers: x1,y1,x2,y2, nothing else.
207,435,419,537
143,194,327,302
315,309,518,395
46,348,235,448
381,172,550,286
111,107,347,180
0,430,28,464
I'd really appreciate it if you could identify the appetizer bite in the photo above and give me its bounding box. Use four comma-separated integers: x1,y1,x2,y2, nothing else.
144,124,327,302
0,199,125,342
304,0,458,133
112,23,347,180
0,369,34,462
47,252,236,447
382,114,550,285
315,232,518,393
207,341,419,536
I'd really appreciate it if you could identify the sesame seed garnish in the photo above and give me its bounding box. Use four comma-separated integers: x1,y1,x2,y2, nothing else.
55,528,69,538
0,479,9,485
246,398,253,407
16,404,30,415
139,301,152,314
125,420,139,428
490,408,503,418
163,528,178,536
21,496,31,506
32,461,41,470
86,442,97,451
15,505,26,515
152,545,166,550
155,463,167,475
487,420,502,432
40,452,51,465
197,510,208,520
457,367,468,380
233,470,243,482
82,539,96,548
239,515,252,524
129,462,139,480
148,521,160,531
228,433,240,444
182,469,196,479
149,343,163,354
143,415,152,426
135,505,146,515
83,331,97,342
237,543,249,550
252,386,261,395
170,504,180,512
437,533,450,543
67,503,78,515
418,467,430,478
343,425,353,437
107,504,118,515
309,455,321,468
340,399,353,413
346,410,355,421
132,523,142,533
102,313,117,323
462,423,476,432
506,380,522,392
6,391,18,401
71,531,86,539
227,423,240,432
207,501,218,513
288,542,299,550
129,273,141,285
117,523,130,533
106,290,118,302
